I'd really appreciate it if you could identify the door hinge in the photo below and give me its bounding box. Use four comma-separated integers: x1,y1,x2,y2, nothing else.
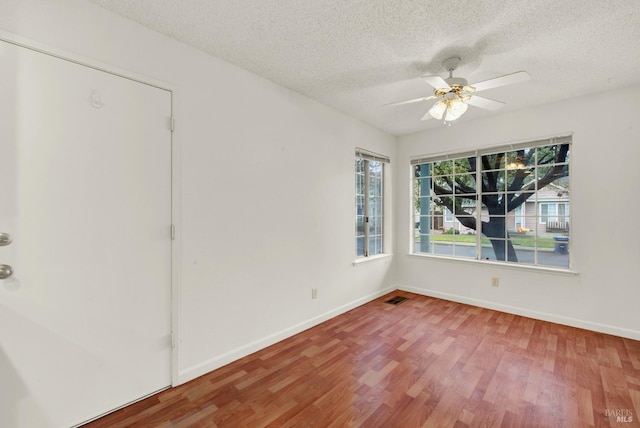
171,331,176,348
169,117,175,132
170,224,176,240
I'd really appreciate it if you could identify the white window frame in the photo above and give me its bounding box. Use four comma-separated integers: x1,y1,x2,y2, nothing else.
355,149,390,259
410,135,572,270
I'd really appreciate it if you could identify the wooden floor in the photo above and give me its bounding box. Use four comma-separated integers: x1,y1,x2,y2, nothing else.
85,291,640,427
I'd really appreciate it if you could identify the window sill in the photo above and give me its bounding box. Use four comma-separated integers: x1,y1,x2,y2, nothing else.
353,253,393,265
406,253,578,276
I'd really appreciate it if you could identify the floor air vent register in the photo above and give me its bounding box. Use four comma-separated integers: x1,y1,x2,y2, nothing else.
384,296,409,305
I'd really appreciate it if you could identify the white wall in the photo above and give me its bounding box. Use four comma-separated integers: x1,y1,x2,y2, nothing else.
5,0,637,396
0,0,396,383
394,84,640,340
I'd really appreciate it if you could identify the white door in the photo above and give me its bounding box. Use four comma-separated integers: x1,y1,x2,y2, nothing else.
0,40,172,427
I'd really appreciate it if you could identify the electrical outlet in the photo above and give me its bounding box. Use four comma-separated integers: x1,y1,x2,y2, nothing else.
491,277,500,287
312,288,318,299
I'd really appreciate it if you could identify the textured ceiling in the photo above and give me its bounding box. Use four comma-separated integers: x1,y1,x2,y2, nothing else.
89,0,640,136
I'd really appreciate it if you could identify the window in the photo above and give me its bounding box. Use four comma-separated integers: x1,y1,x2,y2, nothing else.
411,136,571,269
539,202,569,224
356,149,389,258
444,208,454,223
514,205,524,229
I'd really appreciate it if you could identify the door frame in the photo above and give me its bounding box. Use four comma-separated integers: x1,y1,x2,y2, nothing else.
0,29,182,387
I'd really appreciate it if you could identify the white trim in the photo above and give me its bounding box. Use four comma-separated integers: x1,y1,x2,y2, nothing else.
71,386,170,427
477,134,572,156
177,286,395,384
405,253,577,276
395,285,640,341
169,91,182,387
355,148,390,164
411,150,476,165
0,30,174,92
0,30,181,387
353,253,393,265
409,132,573,165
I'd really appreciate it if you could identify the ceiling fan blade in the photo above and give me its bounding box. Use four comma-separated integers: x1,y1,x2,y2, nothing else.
470,71,530,92
383,95,436,107
466,95,505,111
420,111,434,121
421,75,451,90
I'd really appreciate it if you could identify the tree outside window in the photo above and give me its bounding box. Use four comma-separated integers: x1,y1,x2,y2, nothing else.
412,136,571,269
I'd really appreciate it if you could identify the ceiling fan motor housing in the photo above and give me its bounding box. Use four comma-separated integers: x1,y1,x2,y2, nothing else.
435,77,469,97
445,77,468,88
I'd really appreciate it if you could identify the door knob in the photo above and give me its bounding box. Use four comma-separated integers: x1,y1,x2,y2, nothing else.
0,233,12,246
0,264,14,279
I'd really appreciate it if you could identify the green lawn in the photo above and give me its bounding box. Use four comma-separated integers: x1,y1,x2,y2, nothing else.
430,233,556,248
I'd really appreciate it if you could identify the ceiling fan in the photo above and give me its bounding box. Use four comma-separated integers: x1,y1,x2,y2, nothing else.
385,56,530,123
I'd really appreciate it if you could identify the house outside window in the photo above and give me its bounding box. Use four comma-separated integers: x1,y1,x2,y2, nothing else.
411,135,571,269
514,205,525,229
356,149,389,258
540,202,569,224
444,208,454,223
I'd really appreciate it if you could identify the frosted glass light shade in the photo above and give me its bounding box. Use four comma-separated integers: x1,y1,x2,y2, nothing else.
429,98,469,122
429,101,447,120
444,99,468,121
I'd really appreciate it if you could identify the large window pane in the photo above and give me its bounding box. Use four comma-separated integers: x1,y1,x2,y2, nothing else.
454,157,474,174
356,196,364,216
455,174,476,194
434,160,453,175
433,176,453,194
506,148,535,170
411,139,571,269
356,237,365,257
369,177,382,197
452,235,476,259
355,174,364,195
481,152,505,171
369,161,383,177
537,144,569,166
433,238,454,256
356,216,365,236
509,246,536,266
506,169,535,191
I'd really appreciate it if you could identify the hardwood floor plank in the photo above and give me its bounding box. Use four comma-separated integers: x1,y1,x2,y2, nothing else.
83,292,640,428
577,386,595,426
629,389,640,422
360,360,400,387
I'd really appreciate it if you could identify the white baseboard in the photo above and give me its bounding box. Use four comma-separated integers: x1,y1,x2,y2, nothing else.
396,284,640,341
177,286,395,385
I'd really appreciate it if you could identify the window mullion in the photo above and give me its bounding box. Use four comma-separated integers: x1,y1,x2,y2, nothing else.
364,160,370,257
534,148,539,266
476,155,482,260
380,165,384,254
